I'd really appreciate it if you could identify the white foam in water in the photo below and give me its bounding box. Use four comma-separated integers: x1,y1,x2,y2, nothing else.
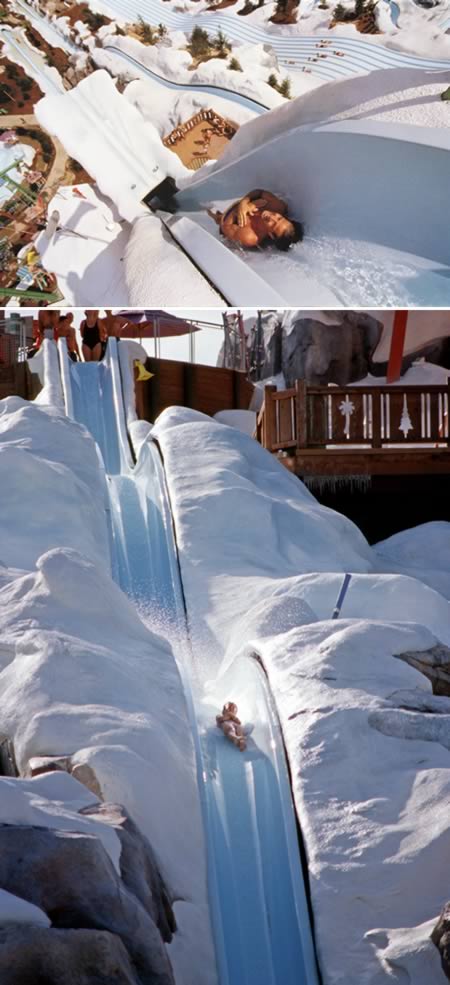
181,210,450,306
290,235,450,307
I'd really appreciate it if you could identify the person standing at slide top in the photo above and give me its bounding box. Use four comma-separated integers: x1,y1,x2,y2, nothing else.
80,310,107,362
58,313,80,363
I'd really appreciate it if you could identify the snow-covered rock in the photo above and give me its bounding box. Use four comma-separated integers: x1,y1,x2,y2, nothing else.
0,394,216,985
155,407,450,984
375,521,450,601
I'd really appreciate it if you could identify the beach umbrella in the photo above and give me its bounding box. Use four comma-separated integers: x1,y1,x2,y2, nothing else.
115,309,200,338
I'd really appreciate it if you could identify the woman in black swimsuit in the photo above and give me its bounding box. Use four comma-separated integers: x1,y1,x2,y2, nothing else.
80,310,104,362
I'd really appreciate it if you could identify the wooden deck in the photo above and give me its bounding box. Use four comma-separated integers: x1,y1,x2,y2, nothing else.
256,381,450,477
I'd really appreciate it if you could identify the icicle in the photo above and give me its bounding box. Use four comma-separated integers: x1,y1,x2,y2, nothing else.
303,474,372,495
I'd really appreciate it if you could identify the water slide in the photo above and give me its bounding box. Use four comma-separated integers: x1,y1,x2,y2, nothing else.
17,0,450,83
35,50,450,306
55,337,320,985
95,0,450,80
165,102,450,306
29,0,450,306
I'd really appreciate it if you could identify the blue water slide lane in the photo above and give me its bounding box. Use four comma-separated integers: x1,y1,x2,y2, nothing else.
54,339,321,985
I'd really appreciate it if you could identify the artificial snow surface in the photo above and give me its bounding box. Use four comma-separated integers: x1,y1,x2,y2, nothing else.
213,409,256,435
0,390,215,985
35,70,189,225
1,373,450,984
35,183,129,306
154,406,450,985
124,214,221,304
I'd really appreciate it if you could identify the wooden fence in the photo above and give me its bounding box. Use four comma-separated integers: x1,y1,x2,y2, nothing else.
136,357,253,422
256,380,450,451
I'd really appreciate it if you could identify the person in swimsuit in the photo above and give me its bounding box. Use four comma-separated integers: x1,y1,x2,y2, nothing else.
216,702,247,752
207,189,303,252
37,309,59,343
101,310,122,358
58,313,80,362
80,310,105,362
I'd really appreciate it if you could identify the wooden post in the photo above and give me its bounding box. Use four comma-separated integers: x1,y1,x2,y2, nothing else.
447,381,450,446
372,388,382,448
387,310,408,384
263,385,277,450
296,379,307,448
232,368,239,409
184,363,194,408
147,357,158,421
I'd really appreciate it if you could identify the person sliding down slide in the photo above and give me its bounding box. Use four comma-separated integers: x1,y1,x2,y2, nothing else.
216,702,247,752
207,189,303,252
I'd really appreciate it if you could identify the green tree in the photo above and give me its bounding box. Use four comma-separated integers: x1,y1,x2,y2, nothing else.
267,72,278,88
228,56,242,71
278,76,291,98
188,25,211,58
215,28,230,56
274,0,288,13
354,0,365,16
158,22,168,37
85,9,109,30
138,15,156,43
333,2,346,18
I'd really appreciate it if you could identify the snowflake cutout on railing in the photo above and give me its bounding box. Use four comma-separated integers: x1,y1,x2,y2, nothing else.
339,398,355,439
399,394,413,438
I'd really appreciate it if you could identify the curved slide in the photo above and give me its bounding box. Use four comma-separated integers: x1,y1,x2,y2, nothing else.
98,0,450,80
104,45,268,113
17,0,450,87
37,65,450,306
54,338,320,985
167,115,450,306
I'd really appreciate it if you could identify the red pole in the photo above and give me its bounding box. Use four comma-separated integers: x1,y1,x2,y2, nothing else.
386,310,408,384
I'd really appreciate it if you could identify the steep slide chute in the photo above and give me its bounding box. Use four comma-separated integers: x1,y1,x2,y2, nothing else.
167,115,450,306
54,338,320,985
36,61,450,305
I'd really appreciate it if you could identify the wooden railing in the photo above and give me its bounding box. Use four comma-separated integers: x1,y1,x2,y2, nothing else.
256,380,450,451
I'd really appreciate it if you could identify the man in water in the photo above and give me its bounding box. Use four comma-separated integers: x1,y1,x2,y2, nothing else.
207,188,303,251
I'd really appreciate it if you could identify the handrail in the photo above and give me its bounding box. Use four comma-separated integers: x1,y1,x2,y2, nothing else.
104,338,135,471
57,338,74,418
257,380,450,452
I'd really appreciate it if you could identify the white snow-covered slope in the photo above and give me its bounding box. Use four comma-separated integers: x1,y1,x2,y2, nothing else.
154,406,450,985
0,390,215,985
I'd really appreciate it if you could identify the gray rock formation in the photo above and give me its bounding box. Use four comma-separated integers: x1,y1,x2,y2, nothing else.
396,644,450,697
0,926,142,985
79,802,176,943
432,902,450,980
280,311,383,386
221,310,384,385
26,754,103,799
0,824,174,985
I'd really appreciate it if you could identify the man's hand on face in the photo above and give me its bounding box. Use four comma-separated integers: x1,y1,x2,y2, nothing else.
237,201,259,227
